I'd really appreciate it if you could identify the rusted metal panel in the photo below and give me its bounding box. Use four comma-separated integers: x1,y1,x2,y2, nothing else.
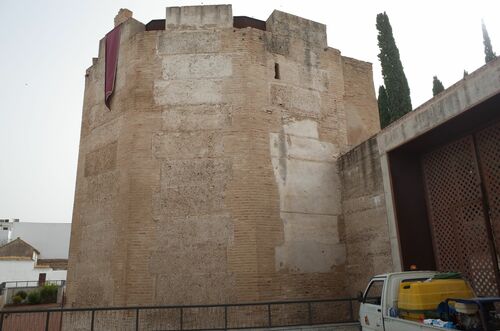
422,135,499,296
476,122,500,263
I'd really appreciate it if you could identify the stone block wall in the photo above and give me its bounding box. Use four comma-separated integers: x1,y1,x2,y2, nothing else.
66,5,379,307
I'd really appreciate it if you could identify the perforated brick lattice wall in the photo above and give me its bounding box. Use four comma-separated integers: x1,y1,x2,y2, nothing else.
422,135,499,296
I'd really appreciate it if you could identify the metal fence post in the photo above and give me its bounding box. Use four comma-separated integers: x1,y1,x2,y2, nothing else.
224,306,228,330
135,308,139,331
307,302,312,325
59,309,63,331
267,304,271,327
349,300,354,322
90,310,95,331
45,311,50,331
180,307,183,330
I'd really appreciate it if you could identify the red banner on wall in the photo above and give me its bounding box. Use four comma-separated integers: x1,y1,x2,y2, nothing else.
104,25,122,110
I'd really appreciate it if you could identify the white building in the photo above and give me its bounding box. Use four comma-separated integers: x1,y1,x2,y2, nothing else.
0,220,70,287
0,238,67,285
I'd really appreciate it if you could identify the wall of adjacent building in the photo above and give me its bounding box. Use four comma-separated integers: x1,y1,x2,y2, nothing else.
0,259,67,284
0,221,13,246
10,222,70,259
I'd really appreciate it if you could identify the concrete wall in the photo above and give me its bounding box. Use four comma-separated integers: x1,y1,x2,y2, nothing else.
377,58,500,154
375,57,500,274
336,58,500,295
10,222,70,259
66,5,379,307
339,137,392,296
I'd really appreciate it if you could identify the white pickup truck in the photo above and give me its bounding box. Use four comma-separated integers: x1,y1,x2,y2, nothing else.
358,271,494,331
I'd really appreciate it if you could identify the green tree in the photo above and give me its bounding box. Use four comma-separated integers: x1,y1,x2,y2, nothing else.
378,85,391,128
376,12,412,123
482,20,497,63
432,76,444,96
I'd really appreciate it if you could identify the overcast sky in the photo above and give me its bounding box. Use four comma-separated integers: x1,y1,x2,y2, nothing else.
0,0,498,223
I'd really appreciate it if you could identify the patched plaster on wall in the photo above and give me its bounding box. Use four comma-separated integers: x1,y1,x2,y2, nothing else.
270,119,345,273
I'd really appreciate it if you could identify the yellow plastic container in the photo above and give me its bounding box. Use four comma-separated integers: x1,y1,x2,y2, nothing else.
398,279,474,311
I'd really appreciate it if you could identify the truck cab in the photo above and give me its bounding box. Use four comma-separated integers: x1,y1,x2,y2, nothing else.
360,271,445,331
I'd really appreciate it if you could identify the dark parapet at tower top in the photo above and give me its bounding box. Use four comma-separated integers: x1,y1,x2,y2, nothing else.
146,19,166,31
145,17,266,32
233,16,266,31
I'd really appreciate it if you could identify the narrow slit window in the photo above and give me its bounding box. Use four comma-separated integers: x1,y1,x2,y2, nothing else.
274,63,280,79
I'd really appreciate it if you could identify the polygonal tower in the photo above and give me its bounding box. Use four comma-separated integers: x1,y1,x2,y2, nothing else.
66,5,379,307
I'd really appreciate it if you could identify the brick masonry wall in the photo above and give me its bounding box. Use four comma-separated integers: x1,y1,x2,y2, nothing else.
338,137,393,296
342,57,379,147
66,5,379,307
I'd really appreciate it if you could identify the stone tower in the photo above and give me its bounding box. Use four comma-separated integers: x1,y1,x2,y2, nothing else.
66,5,379,307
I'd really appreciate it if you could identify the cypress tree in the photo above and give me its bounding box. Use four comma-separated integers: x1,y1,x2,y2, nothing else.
376,12,412,123
482,20,497,63
378,85,391,128
432,76,444,96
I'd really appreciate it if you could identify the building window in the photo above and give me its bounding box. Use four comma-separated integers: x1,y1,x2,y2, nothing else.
274,63,280,79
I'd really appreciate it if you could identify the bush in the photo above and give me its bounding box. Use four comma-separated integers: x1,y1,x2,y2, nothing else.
40,284,58,303
27,290,41,304
15,290,27,300
12,295,23,304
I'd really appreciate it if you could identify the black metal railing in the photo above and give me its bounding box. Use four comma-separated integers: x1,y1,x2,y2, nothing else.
0,298,359,331
1,280,66,289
